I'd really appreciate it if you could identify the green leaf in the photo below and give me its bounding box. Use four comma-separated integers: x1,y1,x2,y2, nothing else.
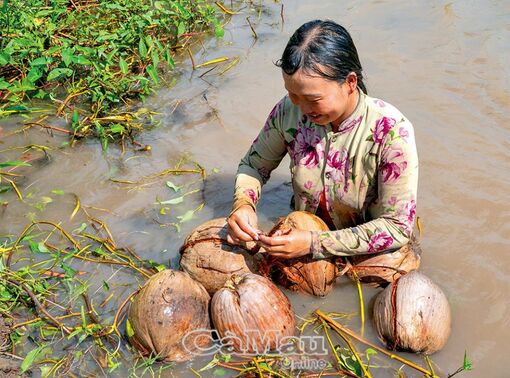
0,78,10,90
139,39,148,60
213,368,227,376
177,209,195,223
159,196,183,205
0,52,9,66
27,67,44,83
463,351,473,370
365,347,377,361
166,181,180,192
47,68,73,81
21,345,47,373
61,49,74,66
151,50,159,69
119,57,128,74
37,242,49,253
72,55,92,65
164,48,175,69
71,110,80,129
109,124,125,134
145,35,154,49
125,319,135,338
146,65,158,84
61,263,76,278
51,189,65,195
30,56,50,66
177,22,186,36
102,280,110,291
0,161,31,168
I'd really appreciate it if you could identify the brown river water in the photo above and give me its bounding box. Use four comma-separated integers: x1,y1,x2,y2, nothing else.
1,1,509,377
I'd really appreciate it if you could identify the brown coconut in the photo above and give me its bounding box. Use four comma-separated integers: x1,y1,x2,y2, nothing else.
343,238,421,288
179,218,258,295
128,269,211,362
373,270,451,354
258,211,338,297
211,273,295,354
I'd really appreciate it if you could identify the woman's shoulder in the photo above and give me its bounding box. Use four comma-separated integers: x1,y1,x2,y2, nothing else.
364,94,412,126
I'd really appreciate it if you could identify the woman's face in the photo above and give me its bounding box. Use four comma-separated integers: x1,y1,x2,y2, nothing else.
282,68,358,127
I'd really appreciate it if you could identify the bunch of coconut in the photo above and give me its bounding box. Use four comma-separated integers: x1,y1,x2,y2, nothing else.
338,236,422,288
373,270,451,353
258,211,339,297
179,218,259,295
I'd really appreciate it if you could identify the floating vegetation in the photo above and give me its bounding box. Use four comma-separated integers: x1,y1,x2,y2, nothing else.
0,0,255,147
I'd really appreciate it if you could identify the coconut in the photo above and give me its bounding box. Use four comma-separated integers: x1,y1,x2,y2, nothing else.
179,218,258,295
342,238,421,288
211,273,295,354
258,211,338,297
373,271,451,354
128,269,211,361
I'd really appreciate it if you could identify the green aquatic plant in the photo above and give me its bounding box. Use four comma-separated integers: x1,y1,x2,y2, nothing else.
0,0,227,146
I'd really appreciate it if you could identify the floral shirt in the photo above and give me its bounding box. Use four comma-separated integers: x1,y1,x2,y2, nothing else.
232,90,418,258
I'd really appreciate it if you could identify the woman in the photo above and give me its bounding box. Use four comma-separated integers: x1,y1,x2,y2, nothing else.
227,20,418,260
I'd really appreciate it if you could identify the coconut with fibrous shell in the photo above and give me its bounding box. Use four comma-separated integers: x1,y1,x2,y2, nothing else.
258,211,338,297
340,237,422,288
373,270,451,354
179,218,258,295
127,269,211,362
211,273,295,354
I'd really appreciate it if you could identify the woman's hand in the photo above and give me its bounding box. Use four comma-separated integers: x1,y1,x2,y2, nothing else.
257,229,312,259
227,205,261,244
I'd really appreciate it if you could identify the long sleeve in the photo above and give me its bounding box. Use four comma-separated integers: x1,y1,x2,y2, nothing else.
231,99,288,214
311,117,419,257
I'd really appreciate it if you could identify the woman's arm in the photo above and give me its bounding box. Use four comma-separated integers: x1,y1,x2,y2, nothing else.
231,99,288,214
311,119,419,257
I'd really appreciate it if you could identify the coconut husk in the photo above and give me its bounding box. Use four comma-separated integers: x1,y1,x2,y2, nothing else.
211,273,295,354
128,269,211,362
179,218,259,295
373,271,451,354
339,237,422,288
258,211,338,297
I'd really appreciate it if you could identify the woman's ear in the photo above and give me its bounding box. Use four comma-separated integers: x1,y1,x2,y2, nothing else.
345,72,358,93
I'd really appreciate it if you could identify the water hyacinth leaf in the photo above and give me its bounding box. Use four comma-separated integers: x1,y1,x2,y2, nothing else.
61,48,74,66
166,181,180,192
47,68,73,81
139,39,148,60
30,56,50,66
159,196,183,205
27,67,44,83
72,56,92,65
119,57,129,74
177,209,195,223
0,52,10,66
146,65,159,84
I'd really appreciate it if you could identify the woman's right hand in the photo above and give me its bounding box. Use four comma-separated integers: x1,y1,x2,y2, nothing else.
227,205,261,245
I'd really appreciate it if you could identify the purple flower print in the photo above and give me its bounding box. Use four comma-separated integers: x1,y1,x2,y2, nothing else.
291,127,323,169
388,196,397,207
326,148,349,183
243,189,258,205
337,115,363,134
373,99,386,107
398,126,409,140
398,200,417,233
380,145,407,183
367,232,393,253
304,180,314,190
373,117,396,144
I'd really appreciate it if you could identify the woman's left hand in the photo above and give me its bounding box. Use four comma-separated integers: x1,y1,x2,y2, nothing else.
257,229,312,259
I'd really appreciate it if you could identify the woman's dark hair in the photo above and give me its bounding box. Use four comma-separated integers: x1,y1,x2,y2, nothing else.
276,20,367,94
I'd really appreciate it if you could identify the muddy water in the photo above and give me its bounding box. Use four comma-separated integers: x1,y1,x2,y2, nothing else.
1,0,509,377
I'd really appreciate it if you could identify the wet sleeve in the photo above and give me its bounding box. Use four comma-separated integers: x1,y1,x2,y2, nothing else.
231,101,288,214
311,120,419,257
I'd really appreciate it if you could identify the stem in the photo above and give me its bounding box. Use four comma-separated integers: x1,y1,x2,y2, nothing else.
315,310,435,376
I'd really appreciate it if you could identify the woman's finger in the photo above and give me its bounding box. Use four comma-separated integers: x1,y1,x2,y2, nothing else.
258,234,289,246
228,218,255,242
